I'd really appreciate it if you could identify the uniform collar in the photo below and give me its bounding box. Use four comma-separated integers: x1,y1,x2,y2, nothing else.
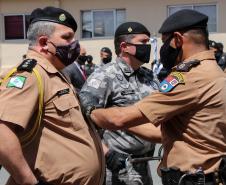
116,57,136,76
173,50,216,70
183,50,216,63
26,50,59,74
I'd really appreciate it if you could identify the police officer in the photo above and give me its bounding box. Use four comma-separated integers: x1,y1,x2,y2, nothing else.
98,47,112,67
84,55,96,77
0,6,104,185
86,10,226,185
209,40,226,72
79,22,159,185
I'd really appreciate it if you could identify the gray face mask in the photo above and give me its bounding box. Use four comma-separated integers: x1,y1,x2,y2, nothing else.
49,40,80,66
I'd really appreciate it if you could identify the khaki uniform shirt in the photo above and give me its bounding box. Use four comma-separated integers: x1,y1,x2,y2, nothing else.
135,50,226,174
0,50,104,185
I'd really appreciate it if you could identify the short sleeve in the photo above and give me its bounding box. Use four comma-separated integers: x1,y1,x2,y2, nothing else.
0,71,39,129
135,82,199,126
80,70,111,107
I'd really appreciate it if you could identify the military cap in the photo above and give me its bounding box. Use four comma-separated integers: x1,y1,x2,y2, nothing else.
115,21,150,38
29,6,77,32
101,47,112,56
159,9,208,34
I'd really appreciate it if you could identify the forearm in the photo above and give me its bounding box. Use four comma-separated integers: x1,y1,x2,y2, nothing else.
91,105,149,130
0,122,37,185
126,123,162,143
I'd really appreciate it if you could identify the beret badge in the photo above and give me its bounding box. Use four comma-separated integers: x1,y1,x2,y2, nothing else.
59,13,66,22
128,27,133,33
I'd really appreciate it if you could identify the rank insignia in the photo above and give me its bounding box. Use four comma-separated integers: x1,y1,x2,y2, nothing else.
7,76,26,89
160,72,184,92
59,13,66,22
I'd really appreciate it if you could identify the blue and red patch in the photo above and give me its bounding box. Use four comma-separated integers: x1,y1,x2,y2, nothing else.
160,72,185,92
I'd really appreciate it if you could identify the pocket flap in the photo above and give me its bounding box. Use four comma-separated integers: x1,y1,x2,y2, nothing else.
53,95,79,112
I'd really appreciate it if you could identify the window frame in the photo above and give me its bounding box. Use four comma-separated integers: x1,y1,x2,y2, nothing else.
80,8,126,40
167,3,218,33
3,13,30,41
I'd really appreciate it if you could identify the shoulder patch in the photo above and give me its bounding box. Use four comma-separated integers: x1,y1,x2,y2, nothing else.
160,72,184,92
17,59,37,72
176,60,200,72
7,76,26,89
87,78,102,89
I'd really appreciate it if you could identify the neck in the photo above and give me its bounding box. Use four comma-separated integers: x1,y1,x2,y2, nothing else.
181,44,208,61
120,53,141,70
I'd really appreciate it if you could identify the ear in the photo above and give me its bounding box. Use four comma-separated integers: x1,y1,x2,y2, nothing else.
120,42,128,53
173,32,183,48
38,36,49,50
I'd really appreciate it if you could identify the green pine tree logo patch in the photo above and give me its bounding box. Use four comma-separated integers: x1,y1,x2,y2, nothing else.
7,76,26,89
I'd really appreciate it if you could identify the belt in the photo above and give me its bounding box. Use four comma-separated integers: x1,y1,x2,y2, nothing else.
161,167,223,185
181,172,222,184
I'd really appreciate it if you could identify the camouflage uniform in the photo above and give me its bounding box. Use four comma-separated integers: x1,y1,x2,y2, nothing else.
80,57,159,185
84,63,97,77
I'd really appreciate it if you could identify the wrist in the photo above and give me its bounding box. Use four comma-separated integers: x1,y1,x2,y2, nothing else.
86,105,97,119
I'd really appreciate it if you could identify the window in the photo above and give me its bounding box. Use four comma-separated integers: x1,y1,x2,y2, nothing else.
168,4,217,32
81,9,126,39
4,14,30,40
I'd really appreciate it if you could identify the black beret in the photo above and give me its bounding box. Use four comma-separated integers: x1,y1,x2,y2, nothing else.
29,6,77,32
159,9,208,34
115,21,150,38
101,47,112,56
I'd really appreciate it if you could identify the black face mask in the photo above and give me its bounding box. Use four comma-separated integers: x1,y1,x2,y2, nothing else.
77,55,87,65
49,40,80,66
102,57,112,64
127,43,151,63
160,36,181,70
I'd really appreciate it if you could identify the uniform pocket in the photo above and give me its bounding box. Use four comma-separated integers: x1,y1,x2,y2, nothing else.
53,95,86,131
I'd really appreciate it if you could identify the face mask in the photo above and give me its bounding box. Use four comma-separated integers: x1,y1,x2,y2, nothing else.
160,36,181,70
77,55,87,65
127,43,151,63
102,57,112,64
49,40,80,66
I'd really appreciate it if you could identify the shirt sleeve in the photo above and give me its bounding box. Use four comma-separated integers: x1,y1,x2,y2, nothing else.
80,70,111,108
0,71,39,129
135,81,199,126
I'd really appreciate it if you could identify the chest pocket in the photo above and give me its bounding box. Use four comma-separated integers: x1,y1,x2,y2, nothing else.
52,95,85,130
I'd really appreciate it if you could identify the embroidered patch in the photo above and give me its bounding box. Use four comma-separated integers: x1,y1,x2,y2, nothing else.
116,74,123,81
171,72,185,83
160,72,184,92
88,79,102,89
7,76,26,89
121,89,135,95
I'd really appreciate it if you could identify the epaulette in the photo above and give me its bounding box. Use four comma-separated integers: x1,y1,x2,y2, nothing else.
176,60,200,72
17,59,37,72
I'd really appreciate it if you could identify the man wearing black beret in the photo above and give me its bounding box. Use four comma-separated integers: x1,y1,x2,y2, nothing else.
85,9,226,185
79,21,159,185
0,6,104,185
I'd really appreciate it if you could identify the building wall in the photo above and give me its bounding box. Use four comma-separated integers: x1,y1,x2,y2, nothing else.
0,0,226,72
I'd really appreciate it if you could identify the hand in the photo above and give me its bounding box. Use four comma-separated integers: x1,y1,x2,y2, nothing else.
106,150,126,172
78,91,101,118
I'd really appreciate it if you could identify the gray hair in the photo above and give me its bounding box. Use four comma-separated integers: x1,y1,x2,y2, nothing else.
114,34,136,56
27,21,56,46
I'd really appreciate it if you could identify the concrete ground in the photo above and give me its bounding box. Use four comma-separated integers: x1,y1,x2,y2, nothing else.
0,144,162,185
